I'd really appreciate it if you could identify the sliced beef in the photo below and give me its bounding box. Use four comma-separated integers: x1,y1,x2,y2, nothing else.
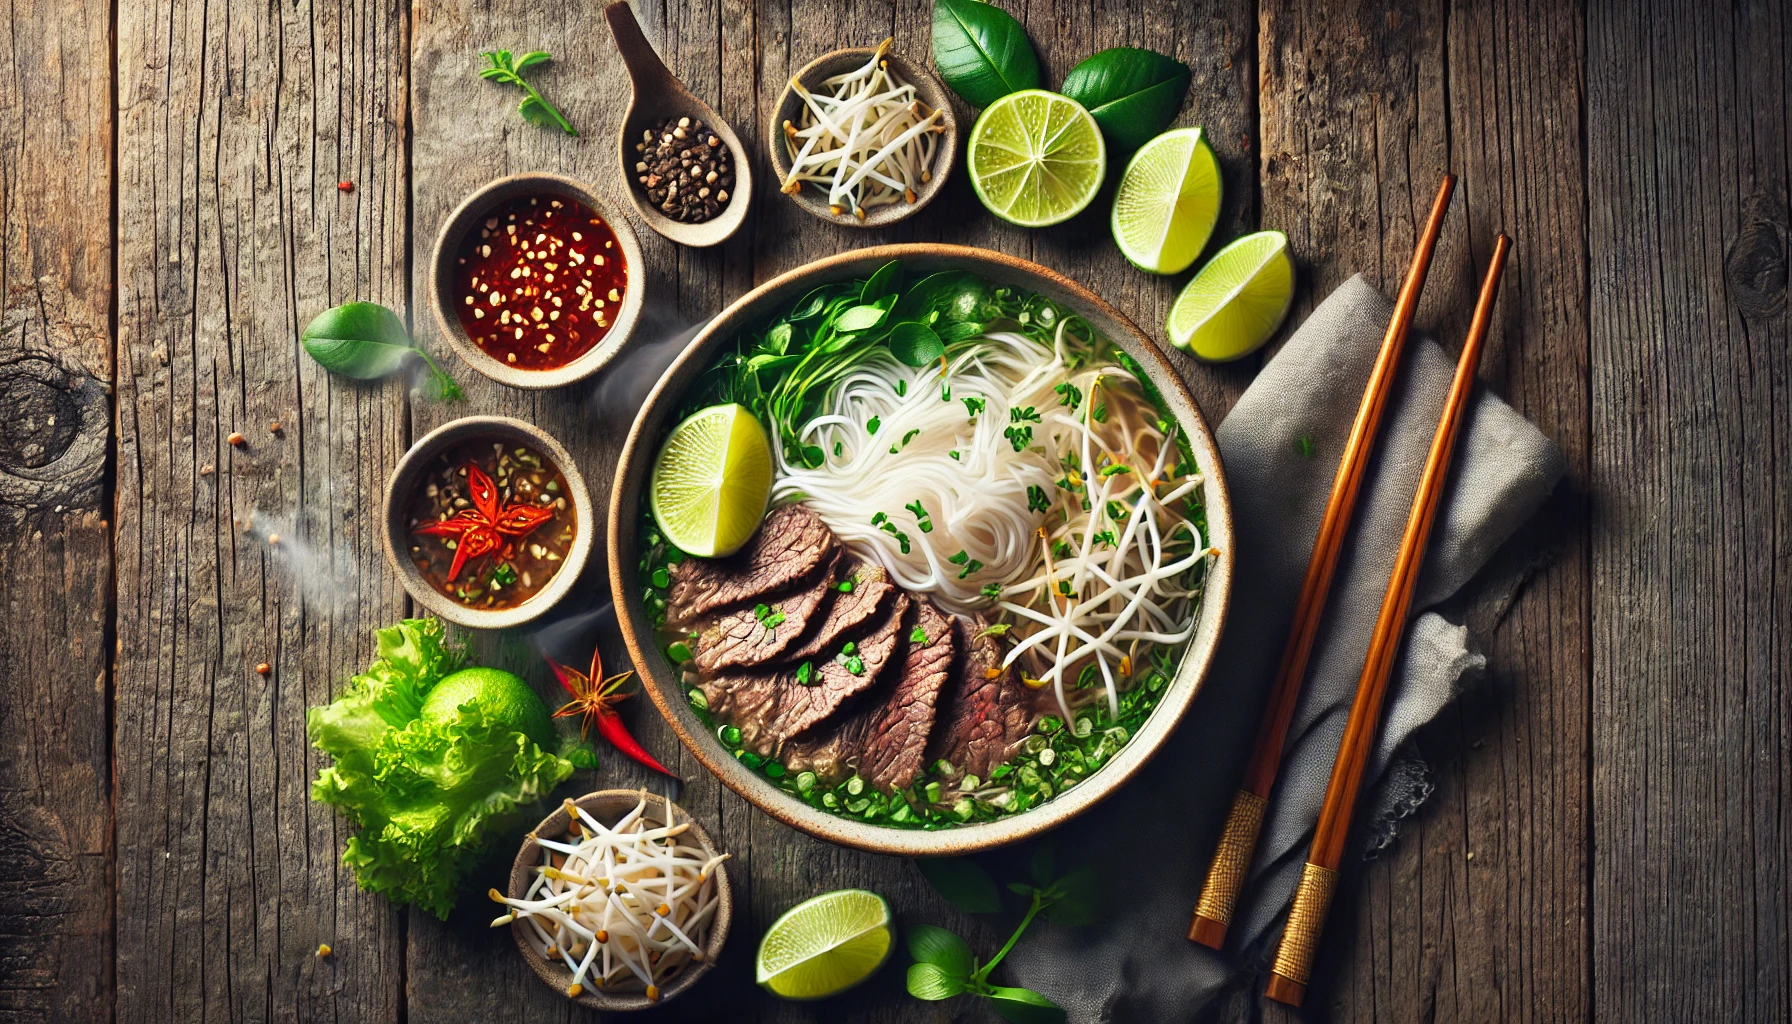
786,600,958,793
692,552,841,673
783,560,894,662
699,594,909,757
668,504,836,627
925,617,1039,781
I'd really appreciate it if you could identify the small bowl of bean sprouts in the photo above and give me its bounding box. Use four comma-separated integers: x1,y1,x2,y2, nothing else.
770,41,959,229
497,789,732,1010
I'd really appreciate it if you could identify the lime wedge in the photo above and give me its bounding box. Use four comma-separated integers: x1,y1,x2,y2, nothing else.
1166,231,1296,361
756,889,894,1000
649,403,773,558
1111,127,1223,274
968,90,1107,227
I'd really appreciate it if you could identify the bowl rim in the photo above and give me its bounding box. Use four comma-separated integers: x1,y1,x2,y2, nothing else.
767,45,959,229
507,788,731,1011
382,415,595,630
428,172,647,390
607,243,1234,856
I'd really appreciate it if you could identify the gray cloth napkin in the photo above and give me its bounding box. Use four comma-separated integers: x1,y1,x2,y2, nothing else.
1005,274,1567,1021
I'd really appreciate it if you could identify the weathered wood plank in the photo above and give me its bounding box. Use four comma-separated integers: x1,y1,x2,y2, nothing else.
113,0,411,1019
1255,0,1592,1021
1589,0,1791,1019
0,0,113,1020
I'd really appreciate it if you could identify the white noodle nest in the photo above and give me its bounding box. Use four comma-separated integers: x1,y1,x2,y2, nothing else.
771,325,1216,721
780,38,945,219
491,794,729,1001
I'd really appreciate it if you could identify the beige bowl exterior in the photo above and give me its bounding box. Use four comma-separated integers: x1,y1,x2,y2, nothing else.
508,789,731,1010
768,47,958,229
608,244,1234,856
429,173,646,389
383,415,594,630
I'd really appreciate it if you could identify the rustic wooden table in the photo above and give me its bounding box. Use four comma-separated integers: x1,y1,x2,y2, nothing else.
3,0,1788,1020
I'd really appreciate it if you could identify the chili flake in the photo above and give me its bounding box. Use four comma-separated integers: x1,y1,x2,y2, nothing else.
453,194,628,371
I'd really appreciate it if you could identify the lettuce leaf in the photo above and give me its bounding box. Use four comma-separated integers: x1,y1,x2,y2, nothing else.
307,618,575,919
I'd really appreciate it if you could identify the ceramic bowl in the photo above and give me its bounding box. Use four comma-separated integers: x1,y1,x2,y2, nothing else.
430,173,646,389
768,46,958,228
607,244,1235,856
382,416,593,630
508,789,731,1010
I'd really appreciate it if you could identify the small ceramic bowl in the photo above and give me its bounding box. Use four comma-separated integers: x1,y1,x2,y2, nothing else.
769,45,958,228
430,173,646,389
382,416,593,630
508,789,732,1010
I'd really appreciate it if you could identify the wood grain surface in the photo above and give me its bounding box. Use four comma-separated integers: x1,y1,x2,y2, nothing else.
2,0,1788,1021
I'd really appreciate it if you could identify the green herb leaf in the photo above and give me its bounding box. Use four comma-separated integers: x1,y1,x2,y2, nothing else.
861,260,902,303
907,923,976,977
301,302,463,401
787,285,836,322
835,303,890,334
1029,842,1055,886
931,0,1041,109
988,986,1066,1024
907,961,968,1000
512,50,551,73
568,745,600,769
889,321,945,366
910,626,930,645
479,49,576,136
1041,865,1100,926
1059,47,1191,152
917,856,1002,914
977,622,1011,638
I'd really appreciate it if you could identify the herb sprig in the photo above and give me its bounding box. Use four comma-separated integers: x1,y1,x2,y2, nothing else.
478,50,577,136
907,849,1097,1023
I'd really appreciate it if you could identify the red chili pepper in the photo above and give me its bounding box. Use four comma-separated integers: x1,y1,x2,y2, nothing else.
413,462,554,580
546,648,676,777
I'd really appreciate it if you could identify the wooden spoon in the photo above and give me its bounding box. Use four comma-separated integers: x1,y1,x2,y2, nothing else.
604,2,752,248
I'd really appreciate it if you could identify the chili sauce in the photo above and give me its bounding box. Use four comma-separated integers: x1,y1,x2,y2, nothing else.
453,194,628,371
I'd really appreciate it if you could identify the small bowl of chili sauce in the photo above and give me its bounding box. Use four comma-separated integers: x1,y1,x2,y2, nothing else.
383,416,594,629
430,173,645,389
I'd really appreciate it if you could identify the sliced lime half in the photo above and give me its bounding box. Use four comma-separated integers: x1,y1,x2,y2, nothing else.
1166,230,1296,361
650,403,773,558
756,889,894,1000
968,89,1107,228
1111,126,1223,274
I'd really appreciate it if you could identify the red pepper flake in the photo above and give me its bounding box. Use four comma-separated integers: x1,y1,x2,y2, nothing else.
452,193,628,371
337,181,354,192
547,648,675,777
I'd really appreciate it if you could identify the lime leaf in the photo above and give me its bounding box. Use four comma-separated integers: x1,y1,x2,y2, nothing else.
907,962,968,1000
889,322,945,367
905,923,975,976
989,986,1066,1024
917,856,1002,914
931,0,1040,109
1060,47,1192,152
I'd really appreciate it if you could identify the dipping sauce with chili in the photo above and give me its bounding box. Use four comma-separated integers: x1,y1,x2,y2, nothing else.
453,194,628,371
405,437,576,610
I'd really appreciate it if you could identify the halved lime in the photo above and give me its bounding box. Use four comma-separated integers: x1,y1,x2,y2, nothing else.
756,889,894,1000
967,90,1107,227
649,403,773,558
1166,231,1296,361
1112,127,1223,274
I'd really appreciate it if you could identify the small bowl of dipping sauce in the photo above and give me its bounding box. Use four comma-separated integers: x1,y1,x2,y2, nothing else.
383,416,593,629
431,173,645,389
502,789,732,1010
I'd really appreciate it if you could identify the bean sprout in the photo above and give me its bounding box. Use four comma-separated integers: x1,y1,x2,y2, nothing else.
491,794,728,1002
780,39,946,220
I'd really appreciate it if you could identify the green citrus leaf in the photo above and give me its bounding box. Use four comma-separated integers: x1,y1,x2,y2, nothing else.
916,856,1002,914
1060,47,1191,152
907,961,969,1000
889,322,945,367
905,924,975,976
931,0,1040,109
988,986,1067,1024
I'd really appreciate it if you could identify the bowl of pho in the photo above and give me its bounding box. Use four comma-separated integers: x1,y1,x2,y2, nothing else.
609,245,1233,855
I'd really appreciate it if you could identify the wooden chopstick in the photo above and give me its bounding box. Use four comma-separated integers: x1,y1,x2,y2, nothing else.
1187,174,1457,950
1263,232,1512,1007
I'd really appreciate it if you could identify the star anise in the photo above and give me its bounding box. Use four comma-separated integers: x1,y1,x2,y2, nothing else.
413,462,554,580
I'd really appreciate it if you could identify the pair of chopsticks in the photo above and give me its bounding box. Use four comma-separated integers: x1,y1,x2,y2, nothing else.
1182,173,1513,1008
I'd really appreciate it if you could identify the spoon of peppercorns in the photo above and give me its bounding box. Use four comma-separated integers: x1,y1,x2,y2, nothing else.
605,2,753,248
